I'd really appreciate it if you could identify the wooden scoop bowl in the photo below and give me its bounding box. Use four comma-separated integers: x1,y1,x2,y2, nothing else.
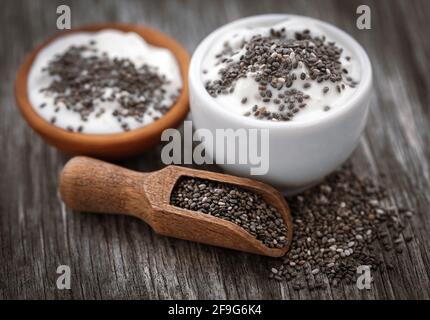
59,156,293,257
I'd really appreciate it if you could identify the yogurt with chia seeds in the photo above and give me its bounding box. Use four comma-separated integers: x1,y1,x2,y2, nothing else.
201,18,361,122
28,29,182,134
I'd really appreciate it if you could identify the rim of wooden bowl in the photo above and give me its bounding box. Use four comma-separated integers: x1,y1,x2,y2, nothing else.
14,23,190,158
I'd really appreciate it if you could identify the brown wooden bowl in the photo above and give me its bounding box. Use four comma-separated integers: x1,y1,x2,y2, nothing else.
15,23,190,159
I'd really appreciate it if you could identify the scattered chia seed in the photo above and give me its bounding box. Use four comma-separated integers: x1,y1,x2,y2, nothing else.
170,177,289,248
39,41,180,132
268,164,416,289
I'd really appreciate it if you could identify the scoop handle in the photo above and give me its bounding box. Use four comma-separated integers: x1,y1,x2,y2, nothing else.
59,156,147,217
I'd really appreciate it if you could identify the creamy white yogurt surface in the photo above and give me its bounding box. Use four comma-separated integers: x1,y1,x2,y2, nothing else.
28,29,182,134
201,18,361,122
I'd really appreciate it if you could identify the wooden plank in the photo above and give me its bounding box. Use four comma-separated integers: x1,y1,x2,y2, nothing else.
1,0,429,299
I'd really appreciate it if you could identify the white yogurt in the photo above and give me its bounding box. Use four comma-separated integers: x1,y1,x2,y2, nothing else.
28,29,182,134
201,18,361,122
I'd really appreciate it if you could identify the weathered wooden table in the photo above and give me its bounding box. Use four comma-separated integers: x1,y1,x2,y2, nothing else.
1,0,429,299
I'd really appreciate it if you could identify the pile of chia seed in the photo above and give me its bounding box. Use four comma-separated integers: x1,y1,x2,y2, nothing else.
39,41,180,132
269,164,415,290
205,28,358,121
170,177,289,248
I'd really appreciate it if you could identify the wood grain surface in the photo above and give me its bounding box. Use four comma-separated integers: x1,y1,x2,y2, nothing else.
1,0,429,299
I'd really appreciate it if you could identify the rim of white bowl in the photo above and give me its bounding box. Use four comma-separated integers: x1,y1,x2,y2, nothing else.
189,14,373,129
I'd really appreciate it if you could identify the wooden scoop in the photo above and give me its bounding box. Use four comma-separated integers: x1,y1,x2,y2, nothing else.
59,156,293,257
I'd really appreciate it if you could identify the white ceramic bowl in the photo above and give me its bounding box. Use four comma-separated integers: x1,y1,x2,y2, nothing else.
189,14,372,194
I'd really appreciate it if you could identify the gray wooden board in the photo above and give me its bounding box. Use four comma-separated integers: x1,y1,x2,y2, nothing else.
1,0,429,299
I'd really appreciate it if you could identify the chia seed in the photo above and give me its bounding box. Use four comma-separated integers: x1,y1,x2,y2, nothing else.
170,177,289,248
268,164,416,288
205,28,356,121
39,41,180,132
